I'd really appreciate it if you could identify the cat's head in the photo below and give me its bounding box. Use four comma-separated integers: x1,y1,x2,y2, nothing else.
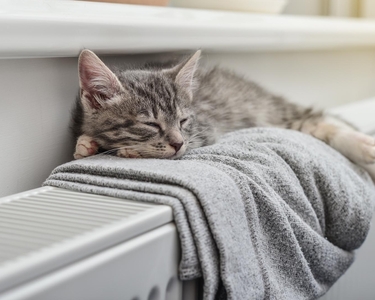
77,49,201,159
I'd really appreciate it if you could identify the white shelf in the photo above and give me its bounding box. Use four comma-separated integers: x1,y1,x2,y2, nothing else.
3,1,375,58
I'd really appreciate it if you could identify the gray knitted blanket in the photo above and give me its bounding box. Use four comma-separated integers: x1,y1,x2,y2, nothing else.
44,128,375,300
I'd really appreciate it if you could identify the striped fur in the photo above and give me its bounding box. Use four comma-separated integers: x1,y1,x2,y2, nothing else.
72,50,375,181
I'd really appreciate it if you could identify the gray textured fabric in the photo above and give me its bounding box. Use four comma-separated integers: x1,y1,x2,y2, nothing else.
44,128,375,300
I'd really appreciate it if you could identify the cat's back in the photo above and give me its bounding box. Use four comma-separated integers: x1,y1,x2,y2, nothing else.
192,65,285,131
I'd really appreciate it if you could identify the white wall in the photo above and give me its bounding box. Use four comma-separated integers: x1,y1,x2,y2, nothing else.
204,50,375,108
0,57,77,197
283,0,324,15
361,0,375,18
283,0,363,17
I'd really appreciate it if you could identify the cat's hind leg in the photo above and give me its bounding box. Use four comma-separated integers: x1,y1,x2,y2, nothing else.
74,135,99,159
297,114,375,180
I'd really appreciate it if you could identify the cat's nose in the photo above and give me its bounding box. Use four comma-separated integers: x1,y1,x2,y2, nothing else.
170,142,183,152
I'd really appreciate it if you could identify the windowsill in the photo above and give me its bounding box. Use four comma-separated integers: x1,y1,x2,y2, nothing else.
2,1,375,58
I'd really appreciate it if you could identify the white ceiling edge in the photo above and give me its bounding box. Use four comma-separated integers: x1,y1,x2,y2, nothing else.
3,0,375,58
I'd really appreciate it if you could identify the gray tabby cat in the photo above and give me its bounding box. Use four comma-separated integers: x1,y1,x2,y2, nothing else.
73,49,375,180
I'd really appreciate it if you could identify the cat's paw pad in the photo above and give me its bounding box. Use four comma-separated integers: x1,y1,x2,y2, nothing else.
74,135,99,159
117,148,140,158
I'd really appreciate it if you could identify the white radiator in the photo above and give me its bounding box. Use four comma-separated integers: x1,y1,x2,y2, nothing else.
0,187,185,300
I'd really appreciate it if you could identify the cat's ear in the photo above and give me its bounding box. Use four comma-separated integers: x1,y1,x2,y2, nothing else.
165,50,201,98
78,49,124,110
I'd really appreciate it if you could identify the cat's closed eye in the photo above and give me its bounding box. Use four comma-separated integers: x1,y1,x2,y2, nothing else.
180,118,188,126
143,122,161,130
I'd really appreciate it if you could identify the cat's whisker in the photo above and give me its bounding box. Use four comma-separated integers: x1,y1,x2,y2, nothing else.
186,127,211,147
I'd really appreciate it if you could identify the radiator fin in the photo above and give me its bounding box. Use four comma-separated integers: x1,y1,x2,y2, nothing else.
0,186,172,293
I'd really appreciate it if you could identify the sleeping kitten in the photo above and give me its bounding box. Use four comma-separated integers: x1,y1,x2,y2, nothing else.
72,49,375,180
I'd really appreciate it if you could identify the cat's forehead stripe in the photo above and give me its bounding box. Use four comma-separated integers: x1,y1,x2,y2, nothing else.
118,69,183,121
162,87,179,115
152,105,158,119
103,121,134,133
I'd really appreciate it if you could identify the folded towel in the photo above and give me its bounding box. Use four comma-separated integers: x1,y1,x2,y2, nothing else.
44,128,375,300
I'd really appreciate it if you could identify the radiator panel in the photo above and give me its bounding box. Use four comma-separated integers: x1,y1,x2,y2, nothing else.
0,187,173,294
0,224,181,300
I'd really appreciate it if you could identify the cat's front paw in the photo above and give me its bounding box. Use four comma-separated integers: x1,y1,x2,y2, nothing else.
74,135,99,159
